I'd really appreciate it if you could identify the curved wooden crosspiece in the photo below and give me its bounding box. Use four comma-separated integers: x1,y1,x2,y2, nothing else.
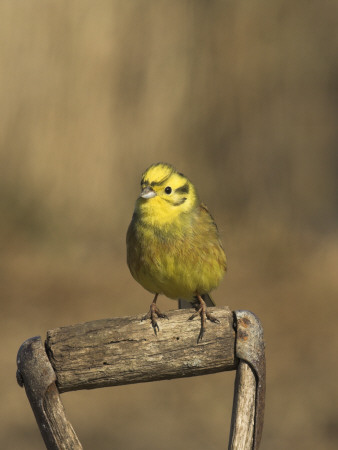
17,306,265,450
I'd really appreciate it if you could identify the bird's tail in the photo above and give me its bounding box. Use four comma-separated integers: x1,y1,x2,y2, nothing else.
178,293,215,309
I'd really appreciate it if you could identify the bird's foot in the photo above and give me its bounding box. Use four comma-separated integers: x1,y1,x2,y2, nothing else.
142,301,168,335
189,297,220,343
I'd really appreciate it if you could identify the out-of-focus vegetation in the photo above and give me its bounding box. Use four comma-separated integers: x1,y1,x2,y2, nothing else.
1,2,337,449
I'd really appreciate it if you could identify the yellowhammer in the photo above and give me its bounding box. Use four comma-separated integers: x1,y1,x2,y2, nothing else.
127,162,226,342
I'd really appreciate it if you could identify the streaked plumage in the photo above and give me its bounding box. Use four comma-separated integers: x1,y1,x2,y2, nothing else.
127,163,226,341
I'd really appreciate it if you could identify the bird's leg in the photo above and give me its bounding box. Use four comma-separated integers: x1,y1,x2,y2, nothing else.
189,294,220,342
142,293,168,335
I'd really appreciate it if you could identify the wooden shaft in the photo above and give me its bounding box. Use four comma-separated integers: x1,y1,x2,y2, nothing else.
46,306,237,393
229,360,256,450
17,337,83,450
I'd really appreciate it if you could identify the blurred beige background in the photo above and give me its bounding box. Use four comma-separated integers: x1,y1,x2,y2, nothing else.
1,1,337,449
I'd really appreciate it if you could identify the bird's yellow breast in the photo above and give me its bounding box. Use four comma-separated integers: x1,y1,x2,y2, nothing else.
127,204,226,300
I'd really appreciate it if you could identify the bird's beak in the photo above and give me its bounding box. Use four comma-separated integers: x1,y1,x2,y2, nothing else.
140,186,156,199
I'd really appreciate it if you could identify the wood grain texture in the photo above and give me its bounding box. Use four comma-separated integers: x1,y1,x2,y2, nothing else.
42,384,83,450
46,306,237,393
17,337,83,450
234,310,266,449
229,360,256,450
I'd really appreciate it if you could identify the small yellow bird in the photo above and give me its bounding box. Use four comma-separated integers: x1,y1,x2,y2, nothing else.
126,163,226,341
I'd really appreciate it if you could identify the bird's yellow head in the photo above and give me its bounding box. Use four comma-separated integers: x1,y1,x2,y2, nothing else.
134,163,199,226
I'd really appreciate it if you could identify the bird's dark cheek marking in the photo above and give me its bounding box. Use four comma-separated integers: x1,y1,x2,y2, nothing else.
173,197,187,206
162,197,187,206
175,183,190,195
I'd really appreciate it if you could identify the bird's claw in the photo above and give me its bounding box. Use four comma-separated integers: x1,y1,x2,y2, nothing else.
151,319,160,335
188,300,220,343
197,325,205,343
206,311,220,323
143,302,168,336
188,311,199,321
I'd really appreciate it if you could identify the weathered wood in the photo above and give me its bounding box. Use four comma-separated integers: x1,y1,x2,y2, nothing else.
46,306,237,393
17,337,83,450
229,361,256,450
234,310,266,449
17,307,265,450
42,384,83,450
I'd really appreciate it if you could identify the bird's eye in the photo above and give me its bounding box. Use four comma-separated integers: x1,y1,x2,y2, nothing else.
164,186,172,194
